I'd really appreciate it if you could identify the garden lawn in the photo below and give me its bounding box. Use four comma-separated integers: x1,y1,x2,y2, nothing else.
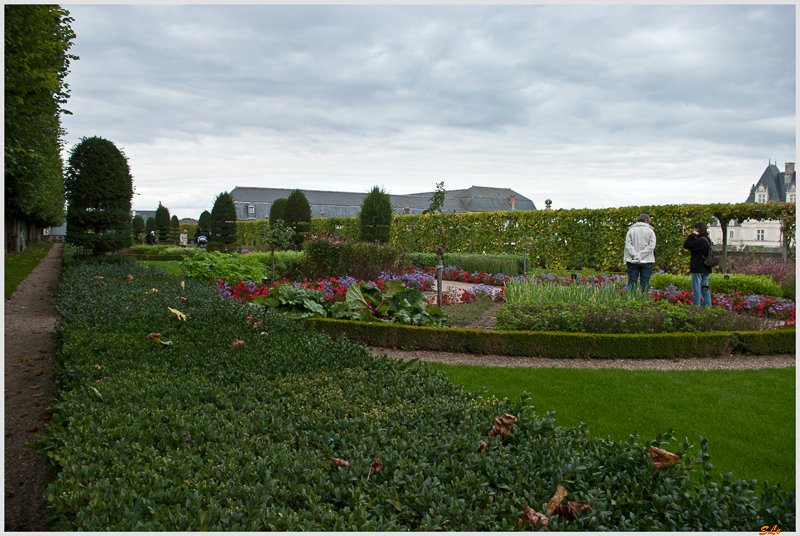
5,241,53,299
429,364,796,491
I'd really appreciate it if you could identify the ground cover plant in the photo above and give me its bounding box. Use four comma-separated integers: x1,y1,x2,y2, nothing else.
5,241,52,299
36,261,795,530
428,364,796,495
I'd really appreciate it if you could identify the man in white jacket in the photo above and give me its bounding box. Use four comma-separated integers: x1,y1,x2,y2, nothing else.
623,214,656,294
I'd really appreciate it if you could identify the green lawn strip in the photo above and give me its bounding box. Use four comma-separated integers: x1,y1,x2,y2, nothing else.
5,241,53,299
441,297,496,327
429,363,796,491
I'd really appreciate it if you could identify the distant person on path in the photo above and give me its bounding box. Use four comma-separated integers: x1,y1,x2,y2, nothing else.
146,230,155,246
623,213,656,294
179,229,188,247
195,226,207,248
683,221,713,308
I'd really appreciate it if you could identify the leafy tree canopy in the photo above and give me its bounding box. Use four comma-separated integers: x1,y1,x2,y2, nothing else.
64,136,133,256
5,5,77,229
422,181,446,215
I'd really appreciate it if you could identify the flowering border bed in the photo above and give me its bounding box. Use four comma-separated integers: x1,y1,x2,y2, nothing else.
215,267,795,327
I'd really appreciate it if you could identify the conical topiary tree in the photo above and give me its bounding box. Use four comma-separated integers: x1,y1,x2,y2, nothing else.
198,210,212,232
64,136,133,256
285,189,311,229
145,216,156,235
155,202,171,241
132,214,145,242
269,198,287,226
210,191,237,244
359,186,393,243
170,215,180,242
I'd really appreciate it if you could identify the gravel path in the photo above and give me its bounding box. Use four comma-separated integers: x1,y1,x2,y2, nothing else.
5,242,62,532
369,346,796,370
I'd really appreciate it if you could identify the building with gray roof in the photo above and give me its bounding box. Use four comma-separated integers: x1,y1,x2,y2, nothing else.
230,185,536,221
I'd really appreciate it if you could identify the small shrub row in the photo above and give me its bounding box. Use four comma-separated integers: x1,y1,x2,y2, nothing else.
650,273,783,297
303,237,403,281
303,317,795,359
494,302,771,334
37,260,795,530
405,252,524,276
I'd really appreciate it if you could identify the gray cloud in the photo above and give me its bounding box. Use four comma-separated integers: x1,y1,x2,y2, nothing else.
59,4,795,218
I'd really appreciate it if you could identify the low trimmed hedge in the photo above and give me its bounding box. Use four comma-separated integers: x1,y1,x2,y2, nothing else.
650,273,783,297
301,318,795,359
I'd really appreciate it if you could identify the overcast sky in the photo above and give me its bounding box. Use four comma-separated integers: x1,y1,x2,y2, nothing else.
59,4,796,220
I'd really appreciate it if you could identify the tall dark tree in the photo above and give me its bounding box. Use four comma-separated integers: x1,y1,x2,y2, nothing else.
284,189,311,230
64,136,133,256
210,191,237,244
269,198,288,226
131,214,145,241
170,215,180,242
154,202,171,241
145,216,156,235
198,210,212,231
359,186,393,243
5,5,77,252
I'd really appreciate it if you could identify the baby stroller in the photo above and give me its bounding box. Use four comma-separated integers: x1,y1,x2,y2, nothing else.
197,234,207,248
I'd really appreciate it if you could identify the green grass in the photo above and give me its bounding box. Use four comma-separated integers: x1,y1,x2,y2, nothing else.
5,241,53,299
429,363,796,491
441,296,497,327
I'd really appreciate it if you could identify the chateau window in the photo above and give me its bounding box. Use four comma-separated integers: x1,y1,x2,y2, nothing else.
757,230,765,241
729,230,734,240
247,204,255,215
757,193,766,203
790,194,796,203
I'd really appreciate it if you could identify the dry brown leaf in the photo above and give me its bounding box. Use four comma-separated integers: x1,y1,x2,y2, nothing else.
146,333,162,341
32,330,42,334
31,393,43,398
516,506,549,530
547,485,569,514
230,340,245,348
26,426,38,433
28,385,41,390
552,501,593,520
547,484,593,519
176,296,187,303
180,281,185,289
477,440,489,452
488,413,517,438
252,320,263,329
245,315,253,324
32,368,43,376
126,275,134,281
649,446,680,469
331,458,349,468
368,457,384,477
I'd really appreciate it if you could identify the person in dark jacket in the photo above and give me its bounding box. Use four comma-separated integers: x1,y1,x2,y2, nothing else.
146,230,155,246
682,221,713,308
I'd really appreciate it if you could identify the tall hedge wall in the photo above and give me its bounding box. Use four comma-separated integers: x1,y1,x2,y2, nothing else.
390,202,796,272
233,202,795,270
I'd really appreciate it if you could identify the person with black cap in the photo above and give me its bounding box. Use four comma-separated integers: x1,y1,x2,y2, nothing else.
683,221,713,308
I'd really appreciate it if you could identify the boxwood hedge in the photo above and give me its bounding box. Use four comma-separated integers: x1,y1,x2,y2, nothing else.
35,261,795,531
